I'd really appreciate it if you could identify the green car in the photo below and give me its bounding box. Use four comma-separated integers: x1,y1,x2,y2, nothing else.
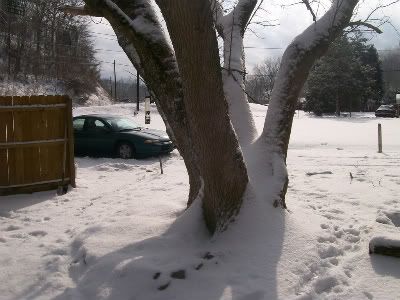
73,114,174,158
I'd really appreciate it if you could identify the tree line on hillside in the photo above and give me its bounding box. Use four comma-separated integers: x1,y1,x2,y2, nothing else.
0,0,99,94
99,77,148,102
246,33,400,116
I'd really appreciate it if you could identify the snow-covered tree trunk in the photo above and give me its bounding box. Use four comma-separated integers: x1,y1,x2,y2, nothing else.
261,0,359,208
213,0,258,147
75,0,361,234
157,0,248,233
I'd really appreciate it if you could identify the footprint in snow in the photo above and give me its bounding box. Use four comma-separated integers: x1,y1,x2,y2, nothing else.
29,230,48,237
320,223,330,230
4,225,21,231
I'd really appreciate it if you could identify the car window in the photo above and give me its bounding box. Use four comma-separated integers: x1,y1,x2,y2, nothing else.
73,118,85,131
84,118,109,131
109,117,141,131
94,119,106,129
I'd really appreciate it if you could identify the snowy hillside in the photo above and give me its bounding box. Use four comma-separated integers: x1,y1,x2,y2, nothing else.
0,78,112,106
0,104,399,300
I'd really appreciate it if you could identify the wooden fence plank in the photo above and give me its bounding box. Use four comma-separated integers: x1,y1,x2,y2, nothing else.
22,96,40,185
40,96,63,181
42,96,64,181
28,96,45,184
0,96,12,186
11,96,27,185
38,95,50,182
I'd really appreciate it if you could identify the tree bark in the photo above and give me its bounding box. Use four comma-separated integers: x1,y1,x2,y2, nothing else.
158,0,248,233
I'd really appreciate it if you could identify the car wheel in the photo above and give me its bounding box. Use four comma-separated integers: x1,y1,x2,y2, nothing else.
117,143,135,159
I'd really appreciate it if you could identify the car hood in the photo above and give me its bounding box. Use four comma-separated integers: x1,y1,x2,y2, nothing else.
122,128,170,141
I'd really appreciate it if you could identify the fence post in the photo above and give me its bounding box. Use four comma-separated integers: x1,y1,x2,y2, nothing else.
66,96,76,187
378,123,382,153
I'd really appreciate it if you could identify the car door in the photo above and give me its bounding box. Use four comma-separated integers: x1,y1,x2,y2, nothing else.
83,118,115,155
73,117,87,155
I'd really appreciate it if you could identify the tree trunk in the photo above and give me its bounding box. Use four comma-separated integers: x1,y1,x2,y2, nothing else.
158,0,248,233
82,0,202,207
336,92,340,116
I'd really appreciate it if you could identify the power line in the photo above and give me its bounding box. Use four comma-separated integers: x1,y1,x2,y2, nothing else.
244,46,283,50
88,31,117,38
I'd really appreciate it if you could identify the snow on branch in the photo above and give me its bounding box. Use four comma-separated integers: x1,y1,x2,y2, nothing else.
103,0,165,43
221,0,258,34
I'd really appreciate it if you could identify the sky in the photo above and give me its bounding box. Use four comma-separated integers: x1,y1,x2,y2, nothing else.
87,0,400,81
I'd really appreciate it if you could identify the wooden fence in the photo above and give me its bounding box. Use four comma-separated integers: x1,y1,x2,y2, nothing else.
0,95,75,196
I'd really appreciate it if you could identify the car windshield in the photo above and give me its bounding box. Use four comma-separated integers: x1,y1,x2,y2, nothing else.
378,105,393,109
107,117,141,131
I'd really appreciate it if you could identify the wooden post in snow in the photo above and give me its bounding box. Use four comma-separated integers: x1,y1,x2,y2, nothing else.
369,236,400,258
159,156,164,174
378,123,382,153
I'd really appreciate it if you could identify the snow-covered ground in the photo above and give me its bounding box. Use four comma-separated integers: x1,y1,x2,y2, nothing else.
1,104,399,300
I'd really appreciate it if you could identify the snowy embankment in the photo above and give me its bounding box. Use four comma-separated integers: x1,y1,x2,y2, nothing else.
0,78,112,106
1,104,400,300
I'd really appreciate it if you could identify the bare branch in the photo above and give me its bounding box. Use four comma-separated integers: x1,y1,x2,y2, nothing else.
244,0,265,32
364,0,400,22
301,0,317,22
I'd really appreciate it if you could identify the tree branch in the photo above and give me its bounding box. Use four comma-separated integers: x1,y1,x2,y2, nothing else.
348,20,383,34
301,0,317,22
364,0,400,22
209,0,224,36
262,0,359,157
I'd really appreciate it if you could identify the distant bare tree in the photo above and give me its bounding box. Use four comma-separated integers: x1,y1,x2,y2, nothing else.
246,57,281,104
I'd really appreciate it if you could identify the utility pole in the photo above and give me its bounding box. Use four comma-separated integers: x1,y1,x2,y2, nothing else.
136,69,140,111
113,60,117,101
109,76,113,98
